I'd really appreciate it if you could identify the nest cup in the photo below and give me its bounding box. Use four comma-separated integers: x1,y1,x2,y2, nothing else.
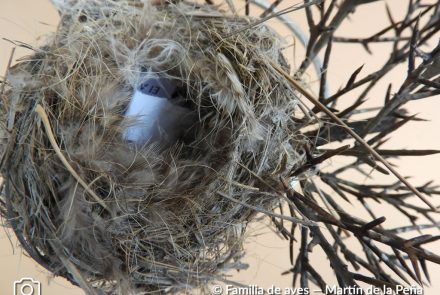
1,0,305,293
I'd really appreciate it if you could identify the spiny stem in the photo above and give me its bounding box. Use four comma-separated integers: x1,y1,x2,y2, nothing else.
270,62,436,212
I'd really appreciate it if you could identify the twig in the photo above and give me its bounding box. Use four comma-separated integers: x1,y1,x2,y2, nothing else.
216,191,316,226
271,62,436,211
0,47,16,98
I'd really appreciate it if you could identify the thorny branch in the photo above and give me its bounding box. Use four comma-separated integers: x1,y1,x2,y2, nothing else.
253,0,440,292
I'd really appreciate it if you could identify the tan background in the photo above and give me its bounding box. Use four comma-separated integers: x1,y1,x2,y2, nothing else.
0,1,439,294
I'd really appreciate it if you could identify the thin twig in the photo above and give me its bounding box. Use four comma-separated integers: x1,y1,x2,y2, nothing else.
271,62,436,211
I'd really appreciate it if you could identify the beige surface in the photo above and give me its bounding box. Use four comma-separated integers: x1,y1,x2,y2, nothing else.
0,1,439,294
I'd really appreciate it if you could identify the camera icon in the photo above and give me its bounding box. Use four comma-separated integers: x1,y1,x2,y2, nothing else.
13,278,41,295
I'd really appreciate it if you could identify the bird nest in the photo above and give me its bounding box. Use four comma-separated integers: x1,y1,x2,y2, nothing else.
0,0,307,293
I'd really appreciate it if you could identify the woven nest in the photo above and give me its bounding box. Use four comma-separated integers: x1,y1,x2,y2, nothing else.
0,0,307,293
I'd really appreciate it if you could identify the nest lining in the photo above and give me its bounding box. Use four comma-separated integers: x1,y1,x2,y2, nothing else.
1,0,307,293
